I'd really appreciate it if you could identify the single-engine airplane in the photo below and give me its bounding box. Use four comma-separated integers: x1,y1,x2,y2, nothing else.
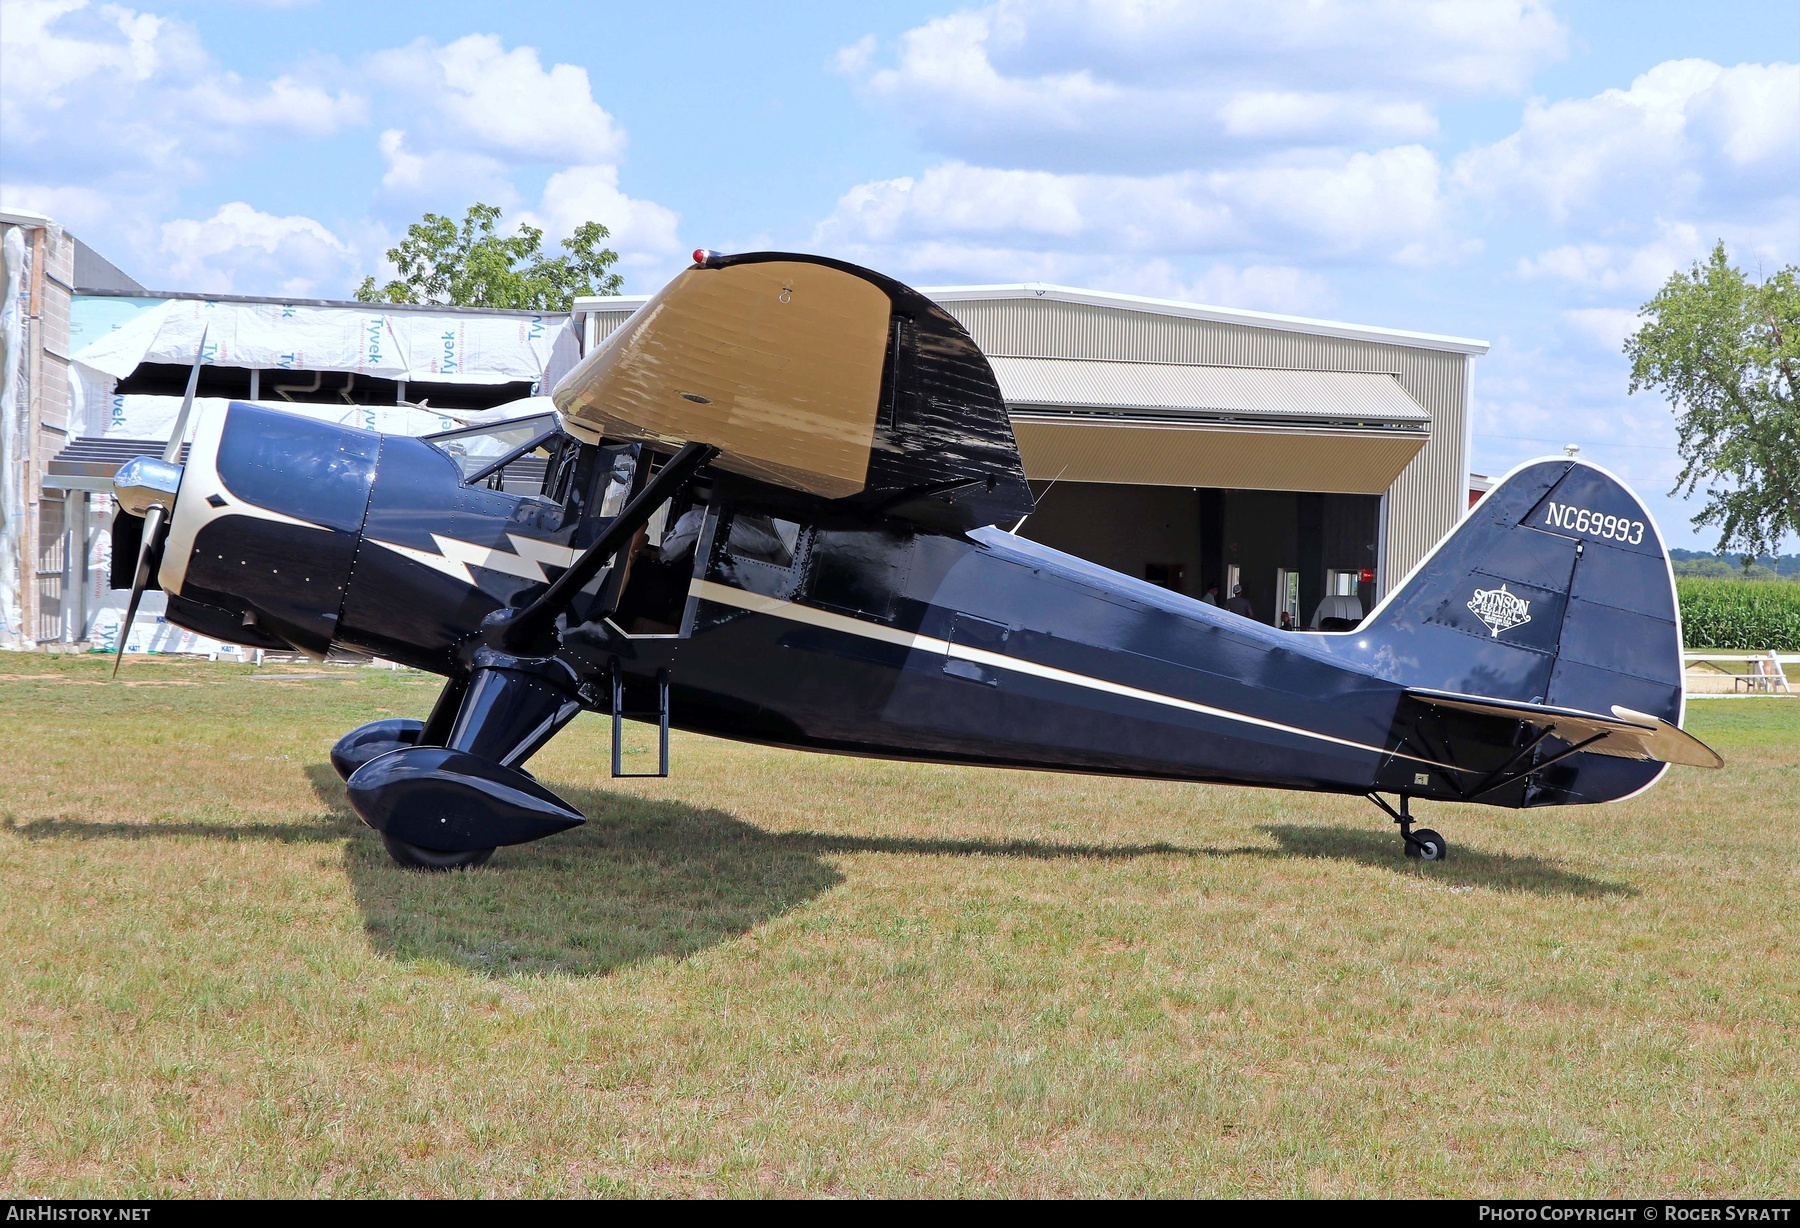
108,251,1721,870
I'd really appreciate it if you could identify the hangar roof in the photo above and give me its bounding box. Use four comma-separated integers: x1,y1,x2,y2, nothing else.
574,282,1491,357
922,284,1490,355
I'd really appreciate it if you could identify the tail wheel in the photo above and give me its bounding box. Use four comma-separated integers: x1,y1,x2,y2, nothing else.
1406,828,1448,862
380,833,495,871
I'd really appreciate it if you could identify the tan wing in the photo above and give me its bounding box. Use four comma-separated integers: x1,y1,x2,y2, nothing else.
554,260,892,499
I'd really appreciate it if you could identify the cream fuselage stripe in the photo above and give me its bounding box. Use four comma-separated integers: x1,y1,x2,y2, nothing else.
687,578,1442,768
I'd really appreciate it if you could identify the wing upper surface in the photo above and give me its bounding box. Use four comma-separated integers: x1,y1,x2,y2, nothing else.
552,252,1034,529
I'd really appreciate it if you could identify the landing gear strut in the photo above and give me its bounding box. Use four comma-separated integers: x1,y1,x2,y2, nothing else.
1366,793,1448,862
342,650,589,870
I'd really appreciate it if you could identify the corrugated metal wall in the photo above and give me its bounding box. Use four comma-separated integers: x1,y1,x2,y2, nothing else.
939,298,1470,588
588,309,637,345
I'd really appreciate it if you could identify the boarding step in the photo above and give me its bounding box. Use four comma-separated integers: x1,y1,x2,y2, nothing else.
610,660,670,778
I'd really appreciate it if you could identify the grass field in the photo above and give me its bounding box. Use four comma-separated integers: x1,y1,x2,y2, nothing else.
0,653,1793,1197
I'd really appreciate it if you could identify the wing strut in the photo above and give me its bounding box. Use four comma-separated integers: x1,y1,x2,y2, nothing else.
486,441,718,654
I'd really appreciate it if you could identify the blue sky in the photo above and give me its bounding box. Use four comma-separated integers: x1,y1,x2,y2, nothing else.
3,0,1796,549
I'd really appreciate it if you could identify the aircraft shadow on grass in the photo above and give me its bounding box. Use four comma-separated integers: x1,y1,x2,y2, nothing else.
3,765,1632,979
303,766,1640,973
1254,824,1635,900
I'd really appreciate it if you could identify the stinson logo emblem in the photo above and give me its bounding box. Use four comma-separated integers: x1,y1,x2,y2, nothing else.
1468,584,1532,637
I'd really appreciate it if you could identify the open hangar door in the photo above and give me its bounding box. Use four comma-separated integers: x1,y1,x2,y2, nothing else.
1016,483,1382,631
997,360,1424,630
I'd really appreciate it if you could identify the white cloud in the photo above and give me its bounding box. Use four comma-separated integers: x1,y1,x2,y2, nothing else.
841,0,1566,170
370,34,625,166
0,0,172,106
156,202,357,296
0,183,112,234
520,165,683,276
356,34,682,289
823,18,1793,554
1514,223,1724,294
1,8,682,300
833,33,877,77
1453,59,1800,227
803,226,1337,314
820,1,1558,284
187,72,363,136
1560,307,1643,352
967,0,1566,94
365,148,686,294
1216,91,1434,143
816,146,1453,274
1221,146,1449,256
375,129,518,208
823,51,1796,300
0,0,362,179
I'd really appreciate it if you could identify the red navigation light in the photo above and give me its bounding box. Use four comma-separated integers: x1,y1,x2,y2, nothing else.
692,249,723,265
1359,569,1376,583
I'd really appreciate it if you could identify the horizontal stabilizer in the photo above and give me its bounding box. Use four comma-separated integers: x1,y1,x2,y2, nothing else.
1406,688,1723,769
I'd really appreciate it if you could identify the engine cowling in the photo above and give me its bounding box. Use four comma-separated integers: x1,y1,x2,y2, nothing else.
160,402,379,657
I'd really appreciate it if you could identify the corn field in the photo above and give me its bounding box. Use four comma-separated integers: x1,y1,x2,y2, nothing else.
1677,578,1800,650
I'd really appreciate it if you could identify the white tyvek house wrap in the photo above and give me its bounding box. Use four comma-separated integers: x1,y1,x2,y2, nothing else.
78,395,472,442
0,227,29,650
72,297,571,384
68,296,580,438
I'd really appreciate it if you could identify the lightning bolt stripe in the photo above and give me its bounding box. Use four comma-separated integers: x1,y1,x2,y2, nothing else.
506,534,583,572
368,533,583,585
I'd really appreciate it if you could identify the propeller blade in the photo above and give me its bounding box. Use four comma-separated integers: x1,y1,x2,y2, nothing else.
162,325,209,465
112,503,166,679
114,332,206,677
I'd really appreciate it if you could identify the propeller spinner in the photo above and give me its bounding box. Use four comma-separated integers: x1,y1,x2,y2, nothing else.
110,329,207,677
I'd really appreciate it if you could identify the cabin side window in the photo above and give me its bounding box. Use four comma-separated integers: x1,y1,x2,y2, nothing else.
709,508,809,600
595,447,637,518
607,471,711,637
539,435,607,509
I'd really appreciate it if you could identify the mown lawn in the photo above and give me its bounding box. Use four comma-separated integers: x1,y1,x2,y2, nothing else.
0,654,1792,1197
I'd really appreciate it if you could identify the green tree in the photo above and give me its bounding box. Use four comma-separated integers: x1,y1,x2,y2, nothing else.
355,203,623,311
1627,242,1800,558
1673,557,1736,579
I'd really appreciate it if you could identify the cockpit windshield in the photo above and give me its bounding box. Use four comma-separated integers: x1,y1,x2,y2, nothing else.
424,413,559,481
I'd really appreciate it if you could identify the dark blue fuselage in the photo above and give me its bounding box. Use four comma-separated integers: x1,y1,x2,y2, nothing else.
164,403,1675,818
596,523,1410,796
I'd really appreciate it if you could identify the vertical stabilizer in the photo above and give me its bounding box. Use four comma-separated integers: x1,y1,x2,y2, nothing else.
1329,458,1687,803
